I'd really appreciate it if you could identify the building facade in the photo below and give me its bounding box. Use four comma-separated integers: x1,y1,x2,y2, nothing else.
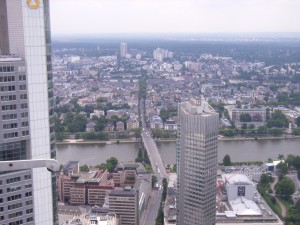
109,188,139,225
120,42,127,58
0,0,56,224
177,98,219,225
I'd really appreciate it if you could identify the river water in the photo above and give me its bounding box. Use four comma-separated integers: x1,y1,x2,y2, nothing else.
56,139,300,166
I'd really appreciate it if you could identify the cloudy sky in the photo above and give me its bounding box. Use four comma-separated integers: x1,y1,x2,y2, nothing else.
50,0,300,35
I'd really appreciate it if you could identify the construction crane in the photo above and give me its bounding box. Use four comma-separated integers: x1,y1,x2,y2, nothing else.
0,159,60,173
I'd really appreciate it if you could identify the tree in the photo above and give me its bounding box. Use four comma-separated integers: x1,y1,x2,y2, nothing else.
223,154,232,166
268,128,283,136
67,115,87,133
242,123,247,129
152,175,158,188
80,164,89,172
277,162,288,175
106,157,118,173
260,174,270,186
55,132,68,141
97,163,107,170
249,124,255,129
297,116,300,127
285,200,300,225
240,113,251,122
253,113,263,122
257,126,268,134
275,177,295,199
267,110,288,128
159,108,170,124
133,128,141,140
162,178,168,201
172,164,177,173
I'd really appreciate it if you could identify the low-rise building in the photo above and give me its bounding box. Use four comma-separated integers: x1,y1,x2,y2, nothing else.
226,106,266,123
150,115,164,129
58,164,114,206
127,118,139,130
116,121,125,131
216,174,283,225
164,119,177,130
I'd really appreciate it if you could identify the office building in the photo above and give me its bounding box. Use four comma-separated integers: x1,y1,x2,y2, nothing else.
109,188,139,225
0,0,56,224
177,98,219,225
120,42,127,58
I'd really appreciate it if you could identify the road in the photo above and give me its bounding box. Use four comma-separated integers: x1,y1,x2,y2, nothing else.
140,189,162,225
142,131,168,180
140,129,169,225
139,88,169,225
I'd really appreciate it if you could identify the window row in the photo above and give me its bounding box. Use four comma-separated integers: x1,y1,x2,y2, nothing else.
0,76,15,82
1,95,16,101
6,177,21,184
2,104,17,111
3,132,18,139
0,66,14,73
3,123,18,129
7,186,21,193
2,114,17,120
8,202,22,210
0,85,15,92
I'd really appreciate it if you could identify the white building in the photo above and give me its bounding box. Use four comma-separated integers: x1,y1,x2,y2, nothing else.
153,48,173,62
120,42,128,58
0,0,56,224
222,174,256,201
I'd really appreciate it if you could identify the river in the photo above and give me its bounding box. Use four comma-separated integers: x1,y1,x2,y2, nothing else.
56,139,300,166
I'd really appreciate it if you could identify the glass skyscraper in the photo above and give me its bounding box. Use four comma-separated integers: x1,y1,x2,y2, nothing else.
177,98,218,225
0,0,56,224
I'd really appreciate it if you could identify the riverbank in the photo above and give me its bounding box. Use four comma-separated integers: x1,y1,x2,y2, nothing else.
219,135,300,141
56,135,300,145
56,139,140,145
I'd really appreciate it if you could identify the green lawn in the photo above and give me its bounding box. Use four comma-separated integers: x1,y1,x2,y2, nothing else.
263,194,282,218
279,197,293,211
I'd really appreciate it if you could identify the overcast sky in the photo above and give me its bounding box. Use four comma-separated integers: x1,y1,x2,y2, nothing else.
50,0,300,35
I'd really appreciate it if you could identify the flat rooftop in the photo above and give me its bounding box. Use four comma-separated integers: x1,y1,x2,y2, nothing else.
181,98,216,115
222,174,254,185
216,194,283,225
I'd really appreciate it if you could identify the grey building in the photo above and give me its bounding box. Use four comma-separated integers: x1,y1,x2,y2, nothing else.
0,0,56,224
177,98,219,225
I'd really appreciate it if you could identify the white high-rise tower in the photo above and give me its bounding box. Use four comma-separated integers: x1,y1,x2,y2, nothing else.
0,0,56,224
120,42,128,58
177,98,218,225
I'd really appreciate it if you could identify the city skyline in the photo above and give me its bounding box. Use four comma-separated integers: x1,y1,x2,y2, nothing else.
50,0,300,35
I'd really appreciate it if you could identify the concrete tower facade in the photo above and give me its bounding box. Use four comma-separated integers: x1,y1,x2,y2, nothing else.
0,0,56,224
120,42,128,58
177,98,218,225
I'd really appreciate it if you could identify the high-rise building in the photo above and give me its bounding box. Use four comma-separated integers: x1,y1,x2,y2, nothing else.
120,42,128,58
153,48,173,62
176,98,219,225
0,0,56,224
